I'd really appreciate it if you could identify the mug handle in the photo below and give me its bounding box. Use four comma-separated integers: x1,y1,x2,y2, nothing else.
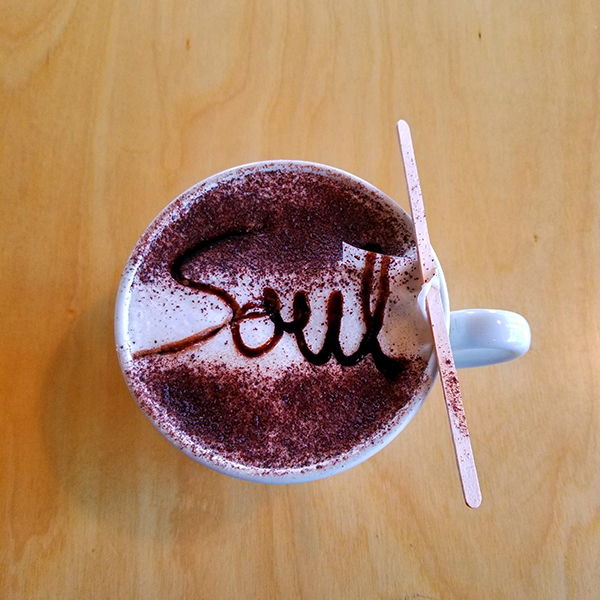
449,309,531,369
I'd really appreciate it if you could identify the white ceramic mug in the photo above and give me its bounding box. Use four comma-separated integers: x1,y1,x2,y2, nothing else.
115,161,530,483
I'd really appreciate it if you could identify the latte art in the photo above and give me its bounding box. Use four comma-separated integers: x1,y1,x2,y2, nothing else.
134,240,418,380
117,163,434,474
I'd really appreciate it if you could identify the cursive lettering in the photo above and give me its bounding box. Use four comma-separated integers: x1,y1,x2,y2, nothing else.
133,243,409,379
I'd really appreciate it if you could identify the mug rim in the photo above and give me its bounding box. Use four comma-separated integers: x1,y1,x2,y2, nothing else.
115,159,450,483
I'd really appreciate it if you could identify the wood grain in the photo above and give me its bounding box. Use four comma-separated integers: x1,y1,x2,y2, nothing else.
1,1,599,598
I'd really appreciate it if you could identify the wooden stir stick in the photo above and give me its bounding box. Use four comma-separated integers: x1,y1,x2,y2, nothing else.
396,120,482,509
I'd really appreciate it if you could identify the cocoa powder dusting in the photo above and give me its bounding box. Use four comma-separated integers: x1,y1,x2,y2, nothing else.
136,355,426,469
124,163,431,471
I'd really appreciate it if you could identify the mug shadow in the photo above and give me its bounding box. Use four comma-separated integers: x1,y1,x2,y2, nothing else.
42,291,260,543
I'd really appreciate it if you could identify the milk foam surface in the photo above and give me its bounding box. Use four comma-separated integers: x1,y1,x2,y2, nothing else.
116,162,434,473
123,249,431,374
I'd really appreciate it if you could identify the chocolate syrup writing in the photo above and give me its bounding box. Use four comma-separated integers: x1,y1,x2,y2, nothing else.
133,245,409,379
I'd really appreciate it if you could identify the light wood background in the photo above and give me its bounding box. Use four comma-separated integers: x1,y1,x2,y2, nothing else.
2,1,599,598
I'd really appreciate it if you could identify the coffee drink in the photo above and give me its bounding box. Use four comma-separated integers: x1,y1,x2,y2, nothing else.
116,162,434,477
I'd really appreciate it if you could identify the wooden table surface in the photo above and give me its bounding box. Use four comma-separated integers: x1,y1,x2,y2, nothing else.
2,2,599,598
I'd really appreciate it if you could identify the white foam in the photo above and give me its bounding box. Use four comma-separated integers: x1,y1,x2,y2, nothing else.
341,244,433,361
121,245,432,375
125,282,231,352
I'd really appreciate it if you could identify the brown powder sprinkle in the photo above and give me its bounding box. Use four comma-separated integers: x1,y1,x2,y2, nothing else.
123,163,431,471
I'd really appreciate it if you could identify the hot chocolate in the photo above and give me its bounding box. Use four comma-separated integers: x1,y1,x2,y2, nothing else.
116,162,434,477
